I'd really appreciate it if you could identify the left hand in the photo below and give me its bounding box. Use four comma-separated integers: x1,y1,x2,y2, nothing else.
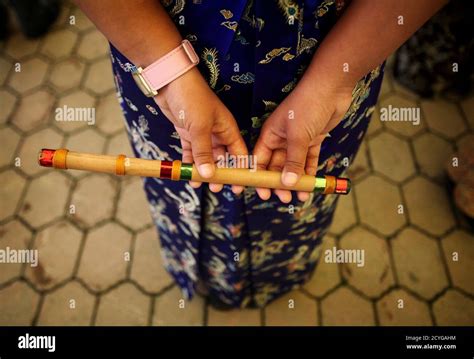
253,79,354,203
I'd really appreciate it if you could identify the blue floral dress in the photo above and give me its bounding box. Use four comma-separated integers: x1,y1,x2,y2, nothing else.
109,0,384,308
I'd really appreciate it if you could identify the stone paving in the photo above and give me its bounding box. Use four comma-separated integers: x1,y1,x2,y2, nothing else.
0,2,473,326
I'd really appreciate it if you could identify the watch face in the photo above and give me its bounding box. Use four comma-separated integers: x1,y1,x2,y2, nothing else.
131,67,157,97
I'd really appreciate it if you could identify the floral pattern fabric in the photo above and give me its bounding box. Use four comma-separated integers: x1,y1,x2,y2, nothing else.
109,0,384,307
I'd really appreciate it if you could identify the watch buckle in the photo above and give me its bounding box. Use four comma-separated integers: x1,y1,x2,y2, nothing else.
131,66,158,97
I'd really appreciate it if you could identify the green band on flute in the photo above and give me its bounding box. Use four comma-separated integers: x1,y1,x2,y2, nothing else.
180,163,193,181
314,177,326,192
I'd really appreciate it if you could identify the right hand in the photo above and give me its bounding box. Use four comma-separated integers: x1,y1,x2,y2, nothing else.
153,67,248,194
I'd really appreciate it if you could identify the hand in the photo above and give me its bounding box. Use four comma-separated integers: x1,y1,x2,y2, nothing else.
154,67,248,194
253,79,354,203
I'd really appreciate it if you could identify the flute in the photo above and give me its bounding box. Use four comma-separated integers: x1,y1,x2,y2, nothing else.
38,148,351,195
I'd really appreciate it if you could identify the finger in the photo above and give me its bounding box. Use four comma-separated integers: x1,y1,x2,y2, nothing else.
188,122,215,178
282,130,310,187
297,191,310,202
180,135,202,189
297,143,321,201
207,146,225,193
268,149,292,203
254,128,276,201
189,181,202,188
255,152,272,200
232,185,244,195
220,114,248,195
304,143,321,176
209,183,224,192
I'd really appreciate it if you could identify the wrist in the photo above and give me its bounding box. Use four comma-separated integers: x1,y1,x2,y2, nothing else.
123,33,183,68
302,51,359,96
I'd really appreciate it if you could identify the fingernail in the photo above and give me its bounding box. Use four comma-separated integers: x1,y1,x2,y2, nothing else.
189,181,202,188
282,171,298,186
298,192,310,202
198,163,214,178
232,185,244,194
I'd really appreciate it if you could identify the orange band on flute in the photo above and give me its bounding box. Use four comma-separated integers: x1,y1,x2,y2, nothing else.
324,175,336,194
171,160,181,181
53,149,68,169
116,154,126,176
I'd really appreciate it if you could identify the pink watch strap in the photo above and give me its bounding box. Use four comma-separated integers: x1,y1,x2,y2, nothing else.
141,40,199,92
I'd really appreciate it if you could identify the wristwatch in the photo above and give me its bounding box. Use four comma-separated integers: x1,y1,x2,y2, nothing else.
131,39,199,97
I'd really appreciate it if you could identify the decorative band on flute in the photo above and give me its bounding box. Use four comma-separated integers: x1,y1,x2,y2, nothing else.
38,148,351,195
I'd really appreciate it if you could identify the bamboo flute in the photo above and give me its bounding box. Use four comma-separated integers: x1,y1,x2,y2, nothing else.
38,148,351,195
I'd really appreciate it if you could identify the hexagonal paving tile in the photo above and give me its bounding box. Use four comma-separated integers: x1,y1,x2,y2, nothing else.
0,169,26,221
40,28,78,59
368,132,415,182
153,286,204,326
116,178,152,231
95,283,150,325
433,290,474,326
37,281,95,325
0,90,17,124
367,105,384,136
346,141,370,182
69,6,95,32
321,286,375,326
0,220,32,284
77,31,109,60
70,175,117,227
265,290,318,326
339,227,394,298
131,227,173,293
392,228,448,300
376,289,432,326
403,177,455,236
379,75,393,99
379,95,424,138
355,175,406,236
12,89,55,132
5,33,40,59
105,131,133,157
0,126,20,167
78,222,132,291
392,80,420,101
0,281,40,325
421,99,466,139
413,132,453,180
441,230,474,295
49,58,86,91
25,220,83,289
304,235,341,297
460,95,474,129
329,192,356,236
17,127,63,176
0,57,12,85
207,307,261,326
456,133,474,151
96,92,125,135
84,58,115,95
55,90,96,133
20,171,71,228
8,58,49,93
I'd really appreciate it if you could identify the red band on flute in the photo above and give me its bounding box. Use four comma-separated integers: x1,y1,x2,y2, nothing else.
160,161,173,179
335,178,351,195
38,149,55,167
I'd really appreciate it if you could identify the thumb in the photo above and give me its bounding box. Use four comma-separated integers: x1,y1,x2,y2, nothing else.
189,123,215,178
282,133,309,187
